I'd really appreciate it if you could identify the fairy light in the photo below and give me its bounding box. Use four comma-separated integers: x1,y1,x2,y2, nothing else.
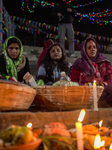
77,10,112,25
21,0,37,13
21,0,103,11
78,9,112,18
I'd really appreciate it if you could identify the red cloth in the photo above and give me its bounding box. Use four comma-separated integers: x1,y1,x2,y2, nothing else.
71,61,112,85
0,75,3,79
37,39,54,70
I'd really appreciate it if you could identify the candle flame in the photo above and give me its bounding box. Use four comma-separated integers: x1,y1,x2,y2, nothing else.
78,109,86,122
94,134,101,149
93,80,96,85
100,140,105,147
27,122,32,129
109,143,112,150
99,120,103,128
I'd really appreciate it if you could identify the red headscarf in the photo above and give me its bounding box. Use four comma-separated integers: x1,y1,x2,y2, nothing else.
37,39,54,70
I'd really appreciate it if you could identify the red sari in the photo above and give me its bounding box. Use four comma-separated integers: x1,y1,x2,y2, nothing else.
71,37,112,85
71,61,112,85
37,39,54,70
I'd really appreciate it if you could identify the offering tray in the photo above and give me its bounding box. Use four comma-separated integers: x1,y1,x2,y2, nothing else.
83,126,109,136
69,122,109,136
84,134,112,149
0,138,42,150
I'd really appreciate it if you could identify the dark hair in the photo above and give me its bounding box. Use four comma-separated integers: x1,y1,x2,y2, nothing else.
7,38,21,49
41,43,69,82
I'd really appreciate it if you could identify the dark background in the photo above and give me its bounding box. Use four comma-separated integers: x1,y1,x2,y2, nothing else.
3,0,112,46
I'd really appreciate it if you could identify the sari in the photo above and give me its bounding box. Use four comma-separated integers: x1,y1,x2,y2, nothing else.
71,37,112,85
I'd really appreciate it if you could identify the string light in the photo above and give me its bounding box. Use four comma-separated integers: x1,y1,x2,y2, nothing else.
21,0,37,13
78,9,112,18
20,0,112,25
77,11,112,25
21,0,102,12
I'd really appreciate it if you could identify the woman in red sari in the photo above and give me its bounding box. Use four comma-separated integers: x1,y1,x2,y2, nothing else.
71,37,112,86
71,37,112,107
37,39,54,70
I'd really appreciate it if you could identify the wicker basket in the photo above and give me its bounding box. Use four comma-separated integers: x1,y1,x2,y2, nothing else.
34,85,104,111
0,80,36,111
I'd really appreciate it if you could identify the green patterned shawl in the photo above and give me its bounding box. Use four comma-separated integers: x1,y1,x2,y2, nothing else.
3,36,23,80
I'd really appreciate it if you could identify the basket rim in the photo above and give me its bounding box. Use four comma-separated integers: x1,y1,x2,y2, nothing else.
34,85,104,89
0,79,37,92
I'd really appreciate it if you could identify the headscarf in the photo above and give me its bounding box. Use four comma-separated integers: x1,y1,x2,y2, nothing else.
37,39,54,70
3,36,23,80
73,37,108,77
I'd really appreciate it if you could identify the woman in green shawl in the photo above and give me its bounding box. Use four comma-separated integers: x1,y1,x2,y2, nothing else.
0,36,30,82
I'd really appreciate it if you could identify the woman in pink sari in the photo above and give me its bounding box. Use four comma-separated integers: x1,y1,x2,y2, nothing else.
71,37,112,85
37,39,54,70
71,37,112,107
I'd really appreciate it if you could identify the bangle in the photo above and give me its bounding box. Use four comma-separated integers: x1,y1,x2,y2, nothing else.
100,82,105,87
100,82,108,87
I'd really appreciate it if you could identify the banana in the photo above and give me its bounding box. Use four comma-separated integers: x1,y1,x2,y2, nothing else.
12,126,33,145
0,125,20,142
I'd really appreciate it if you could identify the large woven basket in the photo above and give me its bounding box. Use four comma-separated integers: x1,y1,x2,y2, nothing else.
34,85,104,111
0,80,36,111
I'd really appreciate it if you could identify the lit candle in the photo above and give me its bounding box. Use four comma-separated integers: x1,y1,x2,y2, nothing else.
27,122,32,130
93,80,98,111
94,134,101,149
109,143,112,150
98,120,108,136
99,120,103,128
75,109,86,150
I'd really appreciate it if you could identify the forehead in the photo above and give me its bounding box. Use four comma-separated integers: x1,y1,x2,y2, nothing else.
86,40,96,45
8,43,19,47
51,45,61,50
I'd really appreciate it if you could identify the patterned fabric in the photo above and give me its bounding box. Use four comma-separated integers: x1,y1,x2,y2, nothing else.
16,55,26,72
3,36,23,80
71,37,112,85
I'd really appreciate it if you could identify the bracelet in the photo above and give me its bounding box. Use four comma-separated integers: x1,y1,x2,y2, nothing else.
100,82,108,87
100,82,105,87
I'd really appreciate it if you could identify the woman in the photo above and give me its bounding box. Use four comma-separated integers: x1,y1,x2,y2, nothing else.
0,36,30,82
36,39,54,70
36,43,70,85
71,37,112,86
71,37,112,107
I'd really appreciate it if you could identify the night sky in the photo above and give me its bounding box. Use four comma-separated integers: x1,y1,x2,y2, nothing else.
3,0,112,45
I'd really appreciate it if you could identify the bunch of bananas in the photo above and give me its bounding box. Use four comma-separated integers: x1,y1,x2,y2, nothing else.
0,125,33,147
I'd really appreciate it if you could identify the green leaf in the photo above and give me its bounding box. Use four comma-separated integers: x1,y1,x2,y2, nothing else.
43,142,48,150
41,135,77,150
42,138,50,150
